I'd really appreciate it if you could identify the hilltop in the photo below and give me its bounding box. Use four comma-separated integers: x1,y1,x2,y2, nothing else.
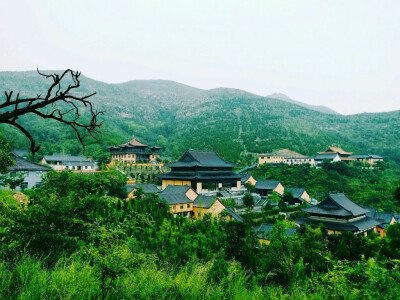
1,70,400,164
267,92,340,115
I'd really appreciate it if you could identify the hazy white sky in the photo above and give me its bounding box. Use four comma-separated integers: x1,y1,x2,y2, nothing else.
1,0,399,115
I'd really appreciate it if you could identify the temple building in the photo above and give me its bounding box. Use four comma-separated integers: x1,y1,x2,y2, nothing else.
317,146,355,163
159,149,242,193
285,187,311,204
295,193,380,236
255,180,284,196
109,136,161,164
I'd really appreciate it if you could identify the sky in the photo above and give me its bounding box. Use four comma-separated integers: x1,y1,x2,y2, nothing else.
0,1,399,115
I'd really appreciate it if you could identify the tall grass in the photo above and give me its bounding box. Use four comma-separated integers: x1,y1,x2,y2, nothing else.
0,254,399,299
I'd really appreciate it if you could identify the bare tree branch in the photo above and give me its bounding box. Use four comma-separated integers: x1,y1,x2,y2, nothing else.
0,69,104,155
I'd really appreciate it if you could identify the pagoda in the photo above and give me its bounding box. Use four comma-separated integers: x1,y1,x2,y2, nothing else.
295,193,380,236
109,136,160,164
159,149,242,193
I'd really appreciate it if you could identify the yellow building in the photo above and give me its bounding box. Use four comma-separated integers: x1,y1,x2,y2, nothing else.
258,154,287,165
159,185,243,221
109,136,160,165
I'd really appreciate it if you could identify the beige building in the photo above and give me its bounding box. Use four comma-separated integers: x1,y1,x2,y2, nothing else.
159,185,243,221
258,154,287,165
109,136,160,165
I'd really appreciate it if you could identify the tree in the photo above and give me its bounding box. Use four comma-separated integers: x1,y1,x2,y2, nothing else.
394,180,400,207
270,191,281,203
0,138,15,173
0,69,103,154
3,172,24,190
244,182,255,192
242,193,254,209
282,190,295,205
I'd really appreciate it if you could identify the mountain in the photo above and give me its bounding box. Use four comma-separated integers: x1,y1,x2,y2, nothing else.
1,70,400,164
267,92,340,115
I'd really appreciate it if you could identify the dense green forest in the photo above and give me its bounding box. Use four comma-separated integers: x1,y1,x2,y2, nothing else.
251,161,400,212
1,71,400,165
1,171,400,299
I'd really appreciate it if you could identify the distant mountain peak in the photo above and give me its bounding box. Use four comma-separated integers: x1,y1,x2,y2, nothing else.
267,92,340,115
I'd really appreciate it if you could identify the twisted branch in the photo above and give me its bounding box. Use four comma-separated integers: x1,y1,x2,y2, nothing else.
0,69,104,154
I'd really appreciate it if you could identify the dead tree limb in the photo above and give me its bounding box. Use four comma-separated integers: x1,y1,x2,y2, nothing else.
0,69,104,154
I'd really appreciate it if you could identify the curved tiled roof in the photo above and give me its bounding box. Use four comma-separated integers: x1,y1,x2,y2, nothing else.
119,136,148,147
193,195,216,208
318,147,353,155
168,149,236,168
255,180,280,190
126,184,160,194
9,152,51,172
303,193,368,217
295,216,380,232
286,187,306,199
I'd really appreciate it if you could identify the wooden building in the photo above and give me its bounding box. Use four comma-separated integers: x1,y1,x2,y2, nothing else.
159,149,242,193
295,193,380,236
109,136,160,165
255,180,284,196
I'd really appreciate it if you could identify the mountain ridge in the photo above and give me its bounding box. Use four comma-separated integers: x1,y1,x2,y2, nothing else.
1,70,399,164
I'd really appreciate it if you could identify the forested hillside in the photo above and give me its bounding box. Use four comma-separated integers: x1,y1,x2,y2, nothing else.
1,70,400,164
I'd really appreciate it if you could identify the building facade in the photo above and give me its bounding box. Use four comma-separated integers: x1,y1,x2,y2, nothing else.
41,154,97,171
258,154,287,165
349,154,384,166
296,193,380,236
7,152,51,191
109,136,160,165
284,157,316,166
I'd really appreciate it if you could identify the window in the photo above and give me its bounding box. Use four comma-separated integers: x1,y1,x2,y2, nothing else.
20,182,28,189
180,205,183,209
187,204,191,208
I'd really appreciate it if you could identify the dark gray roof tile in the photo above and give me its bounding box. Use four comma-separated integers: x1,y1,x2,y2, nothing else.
9,152,51,172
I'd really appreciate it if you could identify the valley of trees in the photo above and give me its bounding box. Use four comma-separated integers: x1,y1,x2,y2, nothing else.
0,171,400,298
